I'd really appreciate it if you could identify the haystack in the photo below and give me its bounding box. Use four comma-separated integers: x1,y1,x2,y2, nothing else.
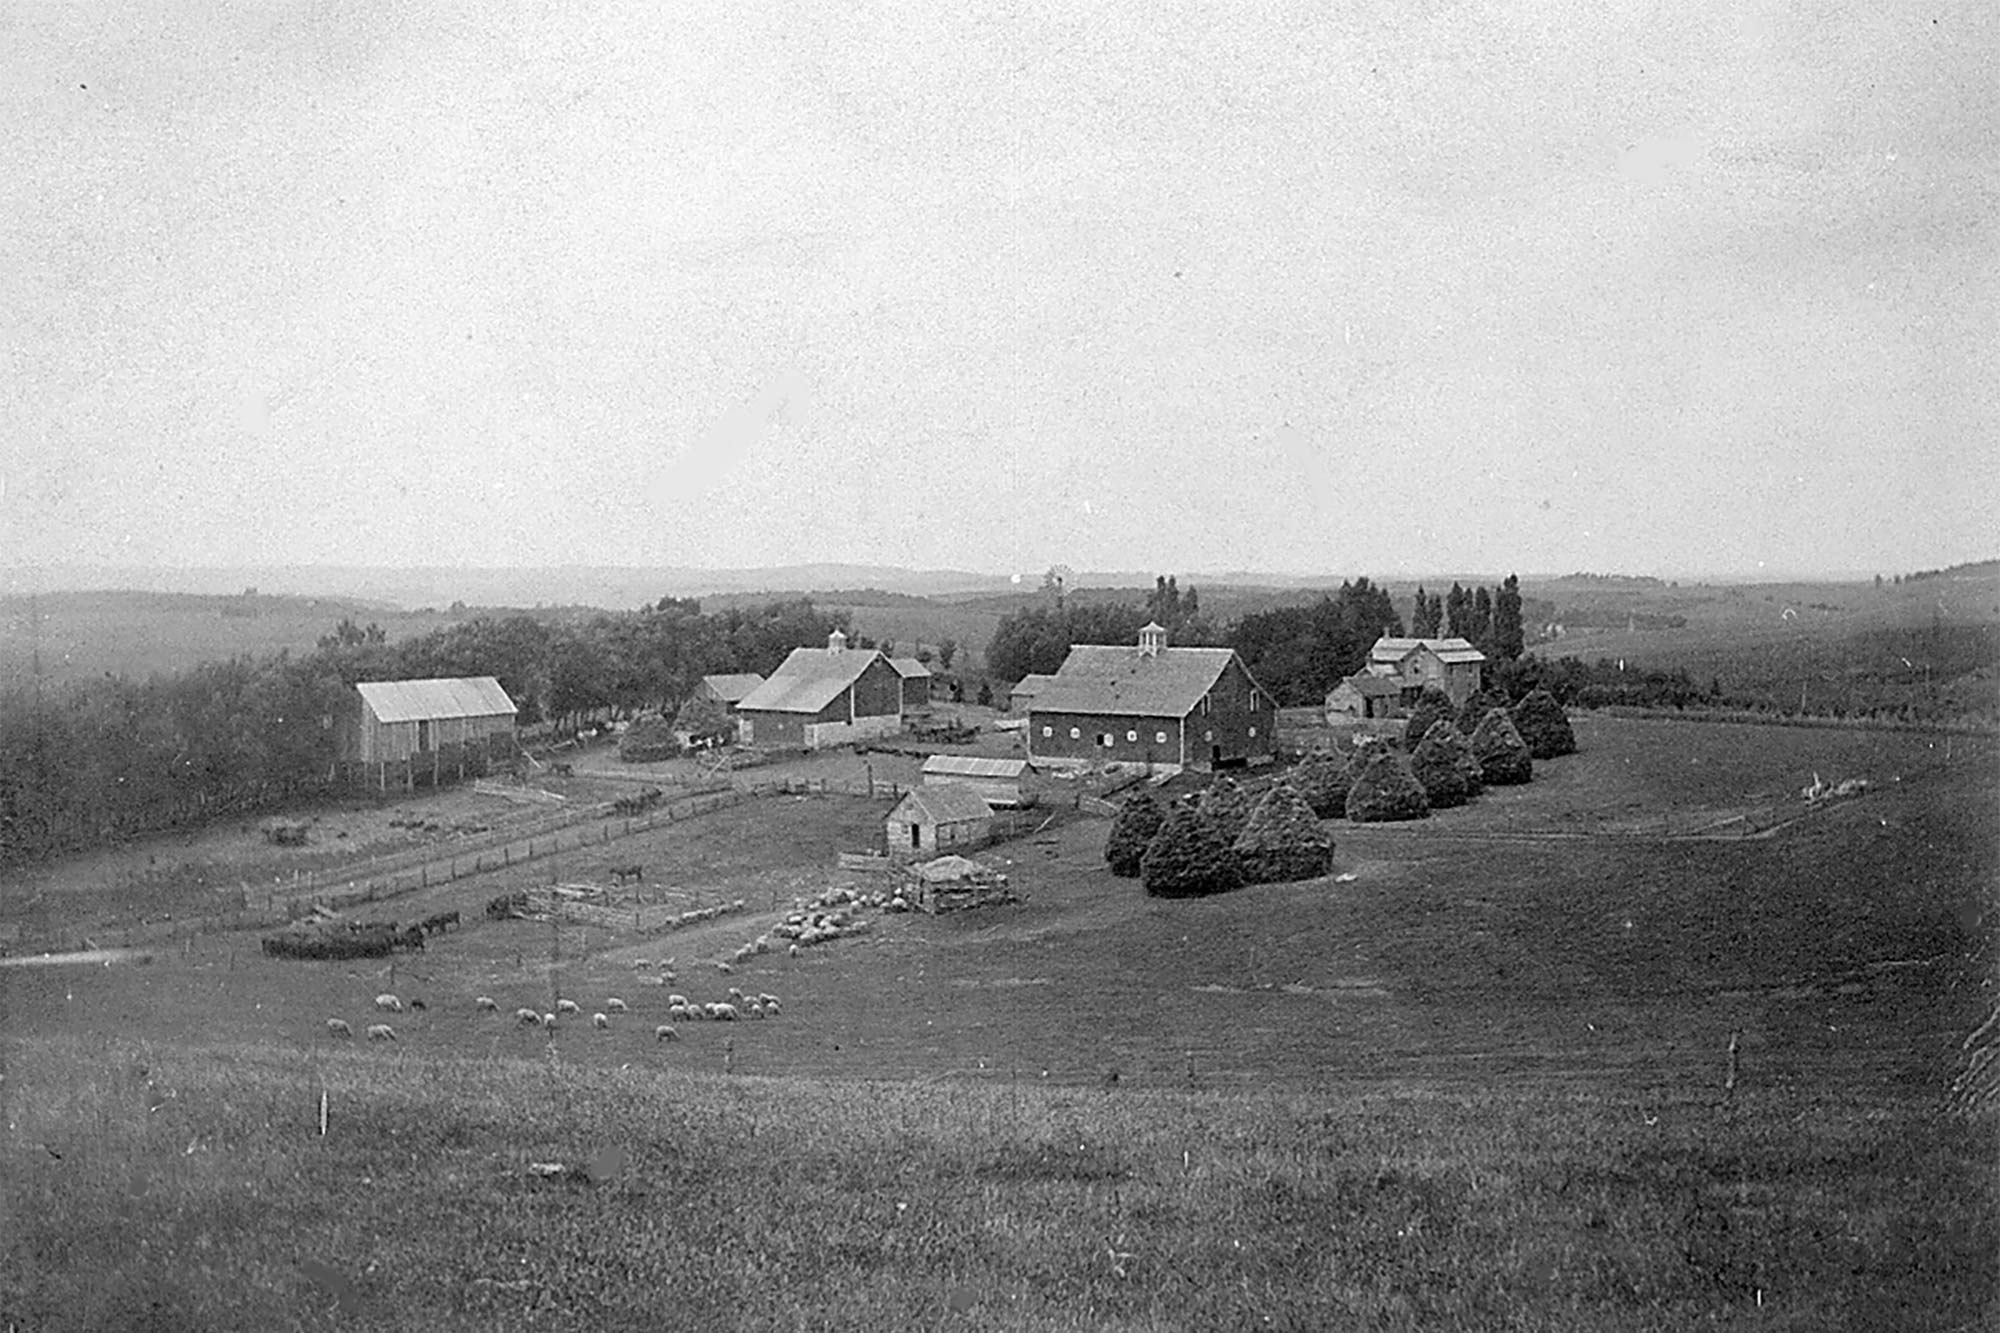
1290,749,1354,819
1510,689,1578,759
617,714,680,763
1344,749,1432,822
1195,776,1255,847
1104,790,1167,878
1139,805,1242,898
1402,686,1456,752
1469,708,1533,785
1233,782,1335,884
1454,689,1508,736
1410,720,1481,808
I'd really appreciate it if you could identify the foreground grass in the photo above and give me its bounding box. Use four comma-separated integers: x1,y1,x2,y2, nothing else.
2,1037,1992,1331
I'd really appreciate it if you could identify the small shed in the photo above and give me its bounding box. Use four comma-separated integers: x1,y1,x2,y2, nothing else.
1325,672,1404,722
339,676,517,790
921,753,1029,808
885,785,994,857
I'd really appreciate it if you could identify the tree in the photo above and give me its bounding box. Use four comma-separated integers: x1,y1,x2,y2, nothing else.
1470,586,1494,651
1469,709,1533,785
1139,805,1241,897
1228,577,1403,706
1492,574,1525,661
1509,689,1577,759
976,680,993,708
937,638,958,670
1104,791,1167,877
1401,686,1455,752
1410,721,1479,808
1410,585,1441,637
1445,584,1469,638
1233,782,1335,884
1345,749,1431,822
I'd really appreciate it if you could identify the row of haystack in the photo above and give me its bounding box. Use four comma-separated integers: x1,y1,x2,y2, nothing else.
1319,687,1577,823
1106,778,1335,898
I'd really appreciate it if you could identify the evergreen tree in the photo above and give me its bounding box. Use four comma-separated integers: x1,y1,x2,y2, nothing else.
1401,685,1455,752
1509,688,1577,759
1410,585,1437,636
1469,709,1533,784
1345,749,1432,822
1234,782,1336,884
1139,805,1242,897
1445,583,1469,638
976,679,993,708
1104,791,1167,877
1426,591,1444,637
1492,574,1525,661
1470,586,1494,650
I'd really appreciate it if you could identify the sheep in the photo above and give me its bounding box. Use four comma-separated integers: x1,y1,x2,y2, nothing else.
747,1002,766,1019
515,1007,542,1025
757,993,779,1006
667,1004,689,1020
726,987,743,1001
542,1013,558,1028
711,1002,739,1021
716,961,734,974
606,998,628,1014
366,1024,398,1041
632,959,652,971
326,1018,353,1037
762,998,782,1016
592,1012,610,1030
374,994,403,1013
788,943,801,959
475,996,499,1012
667,994,689,1008
654,1024,679,1042
556,999,581,1016
754,936,771,954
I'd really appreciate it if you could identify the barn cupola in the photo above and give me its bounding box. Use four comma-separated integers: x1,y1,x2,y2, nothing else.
1138,621,1166,657
826,628,848,656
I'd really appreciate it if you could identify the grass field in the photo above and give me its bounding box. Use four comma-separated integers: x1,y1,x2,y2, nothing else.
2,716,1994,1329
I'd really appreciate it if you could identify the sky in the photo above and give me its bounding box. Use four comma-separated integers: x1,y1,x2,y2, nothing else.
2,0,1995,582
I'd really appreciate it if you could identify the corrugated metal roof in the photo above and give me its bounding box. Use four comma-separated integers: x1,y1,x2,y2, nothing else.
921,754,1027,779
735,646,882,715
890,785,994,824
1029,645,1242,719
356,677,517,723
888,657,931,679
701,673,766,702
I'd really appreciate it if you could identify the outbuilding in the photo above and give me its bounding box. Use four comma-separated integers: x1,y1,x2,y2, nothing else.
885,785,995,857
735,630,906,750
920,753,1029,808
888,657,932,712
337,677,518,791
697,673,766,713
1008,673,1056,713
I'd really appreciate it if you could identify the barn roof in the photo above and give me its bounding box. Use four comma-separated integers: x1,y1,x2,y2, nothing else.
356,677,517,723
701,673,766,703
1369,636,1487,665
1029,645,1243,719
1009,673,1056,697
888,657,931,679
889,785,994,825
921,754,1027,780
1329,672,1403,699
735,645,884,715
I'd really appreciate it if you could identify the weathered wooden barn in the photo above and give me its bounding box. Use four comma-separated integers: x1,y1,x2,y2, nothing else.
337,676,518,791
885,784,995,857
735,630,905,750
1324,672,1405,721
697,673,766,712
1026,623,1280,773
1008,673,1056,713
920,753,1029,808
1366,636,1487,705
889,657,932,712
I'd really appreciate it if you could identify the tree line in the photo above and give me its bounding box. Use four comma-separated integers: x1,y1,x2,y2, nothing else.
0,597,854,866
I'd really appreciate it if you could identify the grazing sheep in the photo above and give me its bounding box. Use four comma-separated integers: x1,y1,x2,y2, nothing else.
667,1004,688,1020
633,959,652,971
747,1002,765,1019
515,1007,541,1025
475,996,499,1012
326,1018,353,1037
556,999,581,1016
754,935,771,954
716,961,734,974
592,1012,610,1030
542,1013,557,1028
726,987,743,1001
606,998,628,1013
374,994,403,1013
762,998,782,1016
711,1002,739,1021
757,993,779,1007
654,1025,679,1042
366,1024,398,1041
667,994,689,1008
788,943,800,959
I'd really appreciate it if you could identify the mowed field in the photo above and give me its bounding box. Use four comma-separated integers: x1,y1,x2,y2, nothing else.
2,716,1995,1330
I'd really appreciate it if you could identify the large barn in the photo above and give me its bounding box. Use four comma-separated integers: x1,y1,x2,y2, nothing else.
735,630,905,750
336,676,518,791
1026,623,1280,773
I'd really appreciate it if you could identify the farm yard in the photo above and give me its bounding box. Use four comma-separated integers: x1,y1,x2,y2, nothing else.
1,714,1994,1329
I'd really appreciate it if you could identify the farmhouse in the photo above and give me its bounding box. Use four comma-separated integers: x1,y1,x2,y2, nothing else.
888,657,932,712
735,630,905,750
336,676,518,791
921,753,1029,808
1027,623,1279,773
697,673,765,713
885,784,995,857
1365,636,1488,708
1324,672,1405,721
1008,673,1056,713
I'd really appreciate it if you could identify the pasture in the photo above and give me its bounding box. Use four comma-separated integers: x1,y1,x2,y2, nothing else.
1,716,1994,1329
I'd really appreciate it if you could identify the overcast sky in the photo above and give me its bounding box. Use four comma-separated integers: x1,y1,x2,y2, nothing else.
3,0,1994,581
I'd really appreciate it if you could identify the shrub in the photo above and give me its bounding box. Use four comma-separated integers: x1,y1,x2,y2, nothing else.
1410,721,1481,809
1455,689,1508,735
1469,709,1533,785
1401,687,1455,752
1510,688,1578,759
618,716,680,763
1344,749,1432,822
1194,777,1255,847
1139,806,1241,898
1104,791,1166,878
1290,750,1353,818
1233,782,1335,884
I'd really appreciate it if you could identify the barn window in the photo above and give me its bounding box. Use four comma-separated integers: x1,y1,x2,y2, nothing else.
1155,731,1167,744
1125,730,1137,742
1041,726,1053,738
1069,727,1081,740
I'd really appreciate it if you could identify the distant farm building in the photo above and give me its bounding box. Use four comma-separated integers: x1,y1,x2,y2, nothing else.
885,784,995,857
337,677,518,791
1026,623,1280,773
1365,636,1488,707
1324,673,1405,721
697,673,765,713
1008,673,1056,713
735,630,906,750
889,657,933,712
921,754,1029,808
